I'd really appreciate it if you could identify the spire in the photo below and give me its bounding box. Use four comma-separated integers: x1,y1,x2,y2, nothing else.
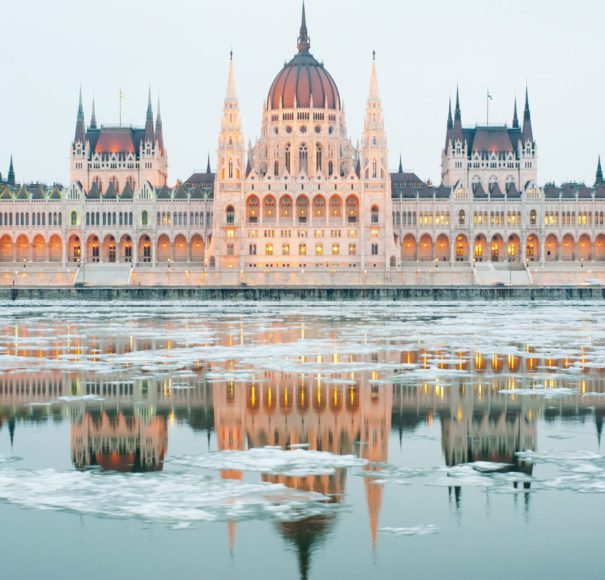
7,156,15,187
522,86,534,142
453,86,463,143
90,98,97,130
206,154,211,174
595,155,603,187
155,98,164,154
226,53,238,102
74,88,86,144
144,87,155,144
445,97,453,150
512,97,519,129
297,1,311,53
398,154,403,174
368,51,380,102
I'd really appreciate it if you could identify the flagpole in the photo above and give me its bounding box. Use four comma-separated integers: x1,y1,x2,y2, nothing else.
119,89,123,126
487,88,489,126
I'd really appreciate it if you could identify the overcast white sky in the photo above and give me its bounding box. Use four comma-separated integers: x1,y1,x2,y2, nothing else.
2,0,603,186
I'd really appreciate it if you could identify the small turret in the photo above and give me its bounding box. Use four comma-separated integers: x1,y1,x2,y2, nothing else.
522,86,534,143
512,98,519,129
74,88,86,144
445,97,453,149
595,155,603,187
144,88,155,145
453,87,463,143
90,98,97,130
7,156,15,187
155,98,164,154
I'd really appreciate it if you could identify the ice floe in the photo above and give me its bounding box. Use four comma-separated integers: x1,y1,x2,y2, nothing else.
0,467,336,525
172,447,367,477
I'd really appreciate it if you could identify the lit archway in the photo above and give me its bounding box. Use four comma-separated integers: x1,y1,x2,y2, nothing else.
32,235,46,262
0,235,13,262
138,235,152,263
157,234,171,263
402,234,416,262
435,234,450,262
419,234,433,261
191,235,205,263
15,235,29,262
490,235,504,262
595,234,605,261
474,235,488,262
68,235,81,263
120,235,133,263
173,234,188,262
102,235,117,263
507,234,521,262
561,234,575,262
455,234,469,262
49,235,62,262
526,234,539,262
545,234,558,262
578,234,592,262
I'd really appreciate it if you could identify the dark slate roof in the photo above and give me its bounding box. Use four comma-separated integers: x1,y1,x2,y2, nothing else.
173,184,188,199
578,184,593,199
86,126,146,159
473,182,487,199
391,170,425,197
185,172,215,187
87,182,100,199
120,183,134,200
31,184,46,200
156,185,172,200
459,125,523,157
506,183,520,198
189,186,205,200
49,188,62,200
16,186,29,200
561,184,577,199
103,182,117,199
435,186,451,199
595,185,605,199
489,183,504,198
0,187,12,200
544,184,560,199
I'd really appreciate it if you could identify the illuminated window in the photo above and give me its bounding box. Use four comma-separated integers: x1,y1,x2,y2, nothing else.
315,243,323,256
226,229,235,239
299,243,307,256
371,228,379,238
266,243,274,256
282,244,290,256
348,243,356,256
332,243,340,255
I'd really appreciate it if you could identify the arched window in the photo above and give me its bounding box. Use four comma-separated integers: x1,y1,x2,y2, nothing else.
280,195,292,218
226,205,235,224
313,195,326,219
296,196,309,223
316,144,323,172
299,144,308,174
285,145,291,173
247,196,259,223
263,196,276,220
458,210,465,225
228,160,234,179
371,205,379,224
328,161,334,177
70,211,78,227
372,160,378,179
529,209,537,226
346,195,359,223
329,195,342,218
274,161,279,176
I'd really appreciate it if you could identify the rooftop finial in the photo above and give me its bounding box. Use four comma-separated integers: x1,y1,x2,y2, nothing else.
398,154,403,174
297,1,310,53
207,153,211,174
512,96,519,129
373,49,376,61
90,97,97,129
596,155,603,187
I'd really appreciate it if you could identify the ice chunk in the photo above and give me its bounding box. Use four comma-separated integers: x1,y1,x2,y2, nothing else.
172,447,367,477
379,525,439,537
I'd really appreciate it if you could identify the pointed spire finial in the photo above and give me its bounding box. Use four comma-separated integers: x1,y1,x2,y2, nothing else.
455,85,461,119
596,155,603,187
297,1,311,53
7,156,15,187
512,97,519,129
146,85,153,119
373,49,376,61
90,98,97,129
447,97,453,128
207,153,211,174
74,88,86,143
398,154,403,174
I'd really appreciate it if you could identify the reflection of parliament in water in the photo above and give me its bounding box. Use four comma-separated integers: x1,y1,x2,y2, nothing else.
1,361,604,578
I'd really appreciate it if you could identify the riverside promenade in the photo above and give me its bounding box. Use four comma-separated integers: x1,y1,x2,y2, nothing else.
1,285,604,301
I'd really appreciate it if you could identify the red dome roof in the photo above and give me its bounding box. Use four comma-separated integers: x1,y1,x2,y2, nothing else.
267,7,340,111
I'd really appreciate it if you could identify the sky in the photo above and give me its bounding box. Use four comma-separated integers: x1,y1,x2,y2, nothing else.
2,0,603,187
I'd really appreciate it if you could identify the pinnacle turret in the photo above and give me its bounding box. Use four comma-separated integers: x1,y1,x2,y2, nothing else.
512,98,519,129
522,86,534,143
155,98,164,154
144,88,155,144
90,98,97,130
453,87,463,143
7,156,15,187
595,155,603,187
74,88,86,143
297,1,310,54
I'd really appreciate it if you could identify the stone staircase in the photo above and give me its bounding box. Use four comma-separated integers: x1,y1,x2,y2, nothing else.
473,261,532,286
74,263,132,287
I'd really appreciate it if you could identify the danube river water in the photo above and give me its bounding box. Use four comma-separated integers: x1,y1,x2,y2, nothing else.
0,301,603,580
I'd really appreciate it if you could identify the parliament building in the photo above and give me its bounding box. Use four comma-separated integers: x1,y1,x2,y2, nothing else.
0,5,604,287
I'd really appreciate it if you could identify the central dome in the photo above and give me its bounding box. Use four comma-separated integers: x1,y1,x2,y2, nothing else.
267,6,340,111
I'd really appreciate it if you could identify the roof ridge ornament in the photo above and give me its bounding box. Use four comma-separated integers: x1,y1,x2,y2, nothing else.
297,1,310,53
